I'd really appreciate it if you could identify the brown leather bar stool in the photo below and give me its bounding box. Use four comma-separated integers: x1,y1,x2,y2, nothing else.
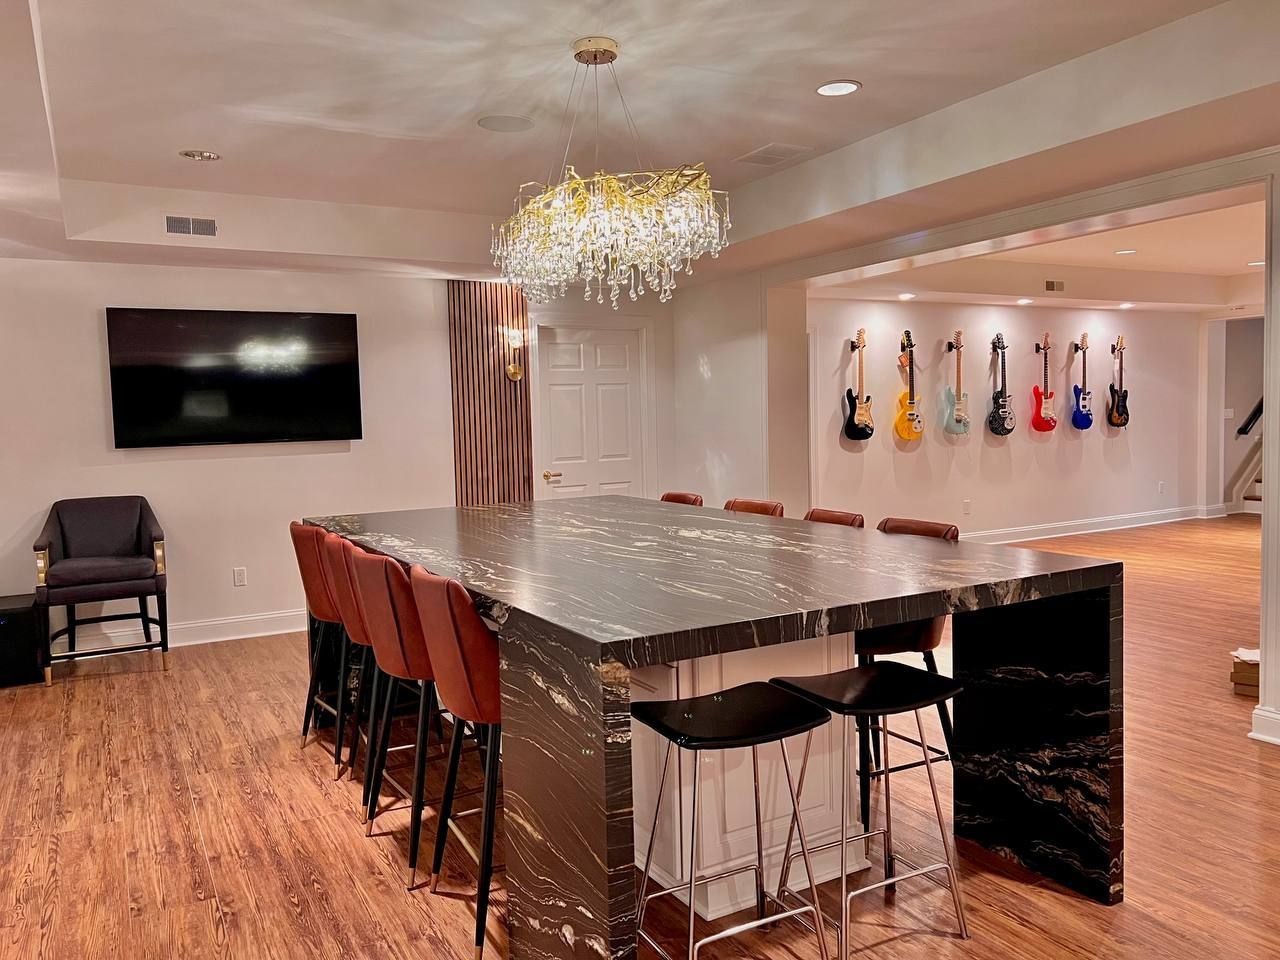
349,550,445,886
321,534,379,784
854,516,960,829
410,567,503,960
723,497,784,517
289,522,345,750
804,507,865,527
660,491,704,506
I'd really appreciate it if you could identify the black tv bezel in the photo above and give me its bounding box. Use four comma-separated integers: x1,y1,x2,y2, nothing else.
105,306,364,449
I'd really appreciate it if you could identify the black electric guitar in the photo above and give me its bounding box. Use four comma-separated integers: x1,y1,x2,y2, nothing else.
988,332,1015,436
1107,335,1130,427
842,328,874,440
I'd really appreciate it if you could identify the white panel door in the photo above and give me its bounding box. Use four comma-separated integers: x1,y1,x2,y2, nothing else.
536,326,644,498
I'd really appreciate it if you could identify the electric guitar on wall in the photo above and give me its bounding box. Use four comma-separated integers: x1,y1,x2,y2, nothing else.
1071,333,1094,430
1031,332,1057,432
988,333,1015,436
1107,335,1130,427
894,329,924,441
842,328,874,441
942,329,969,434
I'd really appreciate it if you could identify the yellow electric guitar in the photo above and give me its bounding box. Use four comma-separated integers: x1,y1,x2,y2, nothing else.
894,329,924,441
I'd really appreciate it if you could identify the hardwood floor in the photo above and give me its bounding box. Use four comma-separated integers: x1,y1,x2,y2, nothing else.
1,516,1277,959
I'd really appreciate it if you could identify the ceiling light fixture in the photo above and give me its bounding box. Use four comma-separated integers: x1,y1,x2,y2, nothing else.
1249,260,1265,267
897,293,916,301
493,37,729,308
179,149,221,161
1118,302,1135,310
816,80,862,97
478,115,534,133
1017,298,1034,305
1114,248,1137,255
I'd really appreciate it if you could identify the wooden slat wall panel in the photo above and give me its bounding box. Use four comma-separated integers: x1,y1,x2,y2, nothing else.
447,280,533,506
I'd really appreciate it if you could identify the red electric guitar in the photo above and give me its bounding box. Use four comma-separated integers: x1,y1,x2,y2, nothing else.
1031,332,1057,432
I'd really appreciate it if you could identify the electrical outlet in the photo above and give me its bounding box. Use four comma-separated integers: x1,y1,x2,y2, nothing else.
1224,408,1235,419
1157,481,1166,495
233,566,247,587
962,499,972,516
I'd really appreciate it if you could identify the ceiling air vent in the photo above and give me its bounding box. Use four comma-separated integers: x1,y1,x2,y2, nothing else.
165,215,217,237
1045,279,1065,292
734,142,811,166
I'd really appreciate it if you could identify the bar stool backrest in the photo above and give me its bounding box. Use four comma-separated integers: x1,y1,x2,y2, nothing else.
723,497,784,517
320,533,372,647
804,507,864,527
660,492,704,506
350,551,433,682
408,567,501,725
877,517,960,541
289,521,341,623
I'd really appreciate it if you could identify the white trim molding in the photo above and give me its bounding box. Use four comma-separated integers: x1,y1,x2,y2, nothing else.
965,506,1221,545
1249,706,1280,745
69,608,306,651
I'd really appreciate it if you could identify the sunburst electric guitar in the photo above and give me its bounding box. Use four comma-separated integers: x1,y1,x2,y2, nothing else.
1071,332,1094,430
942,329,969,434
1107,335,1130,427
894,329,924,441
842,328,874,441
1031,332,1057,432
987,333,1015,436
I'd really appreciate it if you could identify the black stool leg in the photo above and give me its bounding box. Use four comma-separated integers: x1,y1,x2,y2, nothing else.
357,657,382,793
301,619,327,747
138,597,153,647
333,631,351,775
856,714,873,832
473,724,502,959
66,603,77,653
430,719,468,891
406,681,438,888
348,646,373,781
922,650,956,757
367,676,399,829
40,603,52,687
157,593,170,670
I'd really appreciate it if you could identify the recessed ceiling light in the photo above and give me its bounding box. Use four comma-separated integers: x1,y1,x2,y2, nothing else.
897,292,916,301
816,80,862,97
179,149,221,161
1016,298,1034,305
1118,302,1135,310
477,115,534,133
1114,249,1137,255
1248,260,1265,267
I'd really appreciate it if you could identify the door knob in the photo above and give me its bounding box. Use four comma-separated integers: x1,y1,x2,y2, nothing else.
543,470,563,481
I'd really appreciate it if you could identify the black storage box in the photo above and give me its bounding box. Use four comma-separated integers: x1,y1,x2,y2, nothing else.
0,594,42,687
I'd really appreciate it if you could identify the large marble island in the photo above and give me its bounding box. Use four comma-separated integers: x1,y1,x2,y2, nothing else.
309,495,1123,960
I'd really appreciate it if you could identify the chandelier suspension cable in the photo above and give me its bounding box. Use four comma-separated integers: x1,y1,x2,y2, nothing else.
607,62,647,171
593,62,601,173
545,62,584,189
557,63,591,184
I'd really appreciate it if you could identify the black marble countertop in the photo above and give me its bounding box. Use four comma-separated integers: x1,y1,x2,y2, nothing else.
308,496,1120,666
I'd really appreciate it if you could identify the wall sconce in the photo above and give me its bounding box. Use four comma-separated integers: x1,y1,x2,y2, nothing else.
505,326,525,381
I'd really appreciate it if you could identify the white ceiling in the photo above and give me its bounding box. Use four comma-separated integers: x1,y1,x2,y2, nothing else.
989,202,1266,276
33,0,1220,214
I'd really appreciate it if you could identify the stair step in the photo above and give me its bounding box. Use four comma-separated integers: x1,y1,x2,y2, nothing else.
1244,494,1262,501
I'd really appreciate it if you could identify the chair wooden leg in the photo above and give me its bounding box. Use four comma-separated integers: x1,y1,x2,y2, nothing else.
66,603,77,653
39,603,52,686
156,593,170,669
138,597,154,646
430,719,468,890
333,632,351,775
406,682,438,888
922,650,956,756
856,714,873,832
473,724,502,960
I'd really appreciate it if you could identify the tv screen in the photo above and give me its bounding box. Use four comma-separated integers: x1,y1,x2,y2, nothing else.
106,308,363,448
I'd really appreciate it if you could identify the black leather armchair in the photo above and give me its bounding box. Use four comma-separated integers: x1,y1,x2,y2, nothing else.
33,496,169,684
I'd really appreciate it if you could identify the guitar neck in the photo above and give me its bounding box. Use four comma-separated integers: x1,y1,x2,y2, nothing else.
1119,353,1124,392
1043,351,1049,392
907,349,915,401
955,347,962,396
1000,348,1007,394
857,344,865,396
1081,347,1087,393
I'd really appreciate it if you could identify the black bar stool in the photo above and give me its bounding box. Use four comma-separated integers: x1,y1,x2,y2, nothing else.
632,681,832,960
771,661,969,958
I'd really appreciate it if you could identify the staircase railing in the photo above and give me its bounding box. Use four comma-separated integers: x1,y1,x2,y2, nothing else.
1238,397,1263,437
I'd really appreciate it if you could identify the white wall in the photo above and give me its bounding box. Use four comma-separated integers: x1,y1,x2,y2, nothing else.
765,286,811,517
0,259,454,643
1223,316,1265,499
808,298,1202,539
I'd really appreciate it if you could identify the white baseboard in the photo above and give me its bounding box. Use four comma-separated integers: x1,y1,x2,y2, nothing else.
1250,705,1280,746
965,505,1223,544
69,608,306,650
1229,500,1264,516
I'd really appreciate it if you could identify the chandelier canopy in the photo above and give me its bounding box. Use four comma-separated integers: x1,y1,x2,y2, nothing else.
492,37,730,308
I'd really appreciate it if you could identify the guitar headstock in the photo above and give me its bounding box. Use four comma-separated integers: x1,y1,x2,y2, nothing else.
951,329,964,352
856,328,867,350
1079,332,1089,351
1039,331,1052,353
901,329,915,352
1113,334,1126,354
992,332,1007,352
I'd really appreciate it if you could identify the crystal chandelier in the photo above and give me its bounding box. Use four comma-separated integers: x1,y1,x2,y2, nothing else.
492,37,730,308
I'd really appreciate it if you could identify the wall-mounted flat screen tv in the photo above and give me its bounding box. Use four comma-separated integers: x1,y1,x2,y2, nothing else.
106,308,363,448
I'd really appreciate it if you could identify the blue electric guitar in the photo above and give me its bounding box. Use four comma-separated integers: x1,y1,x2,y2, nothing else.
942,329,969,434
1071,332,1094,430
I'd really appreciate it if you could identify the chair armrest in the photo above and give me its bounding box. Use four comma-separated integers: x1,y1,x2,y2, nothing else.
139,500,166,574
34,547,49,587
33,509,62,585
